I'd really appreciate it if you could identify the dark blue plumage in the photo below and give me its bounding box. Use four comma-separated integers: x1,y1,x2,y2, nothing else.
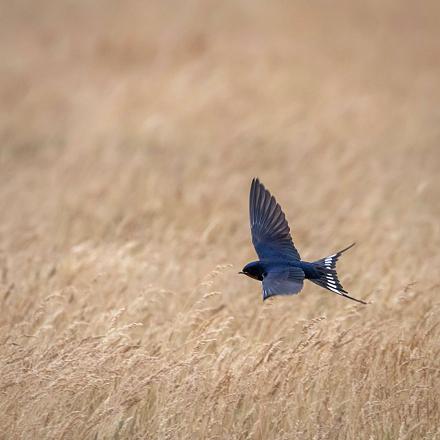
240,178,366,304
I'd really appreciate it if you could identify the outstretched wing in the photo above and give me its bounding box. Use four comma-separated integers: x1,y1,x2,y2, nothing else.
262,267,305,300
249,178,300,261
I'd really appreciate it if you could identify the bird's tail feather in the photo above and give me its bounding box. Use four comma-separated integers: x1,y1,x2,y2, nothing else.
310,243,366,304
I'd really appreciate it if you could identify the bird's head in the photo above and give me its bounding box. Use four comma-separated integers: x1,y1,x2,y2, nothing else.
239,261,265,281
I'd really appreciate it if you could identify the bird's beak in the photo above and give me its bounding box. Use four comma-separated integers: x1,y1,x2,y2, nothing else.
238,271,244,275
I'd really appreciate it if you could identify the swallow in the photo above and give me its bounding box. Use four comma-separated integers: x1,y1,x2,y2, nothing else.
240,178,366,304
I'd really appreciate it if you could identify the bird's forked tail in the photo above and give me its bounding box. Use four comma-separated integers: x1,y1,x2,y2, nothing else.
310,243,366,304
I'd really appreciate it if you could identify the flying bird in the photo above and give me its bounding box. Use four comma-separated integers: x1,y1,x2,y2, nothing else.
240,178,366,304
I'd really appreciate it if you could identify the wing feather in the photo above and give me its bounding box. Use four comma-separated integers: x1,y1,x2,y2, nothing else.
249,178,301,261
262,267,305,300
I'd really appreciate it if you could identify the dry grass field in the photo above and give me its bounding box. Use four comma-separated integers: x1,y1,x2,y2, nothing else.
1,1,440,439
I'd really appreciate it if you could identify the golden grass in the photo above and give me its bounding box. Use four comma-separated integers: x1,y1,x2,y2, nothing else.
1,1,440,438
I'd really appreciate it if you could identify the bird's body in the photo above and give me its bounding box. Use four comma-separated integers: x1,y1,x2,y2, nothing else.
242,259,323,282
241,178,366,304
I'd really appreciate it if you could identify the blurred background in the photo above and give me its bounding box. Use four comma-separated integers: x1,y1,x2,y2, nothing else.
1,0,439,282
1,1,439,438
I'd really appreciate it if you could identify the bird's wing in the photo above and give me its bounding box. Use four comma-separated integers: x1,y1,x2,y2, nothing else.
249,178,301,261
262,267,304,300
